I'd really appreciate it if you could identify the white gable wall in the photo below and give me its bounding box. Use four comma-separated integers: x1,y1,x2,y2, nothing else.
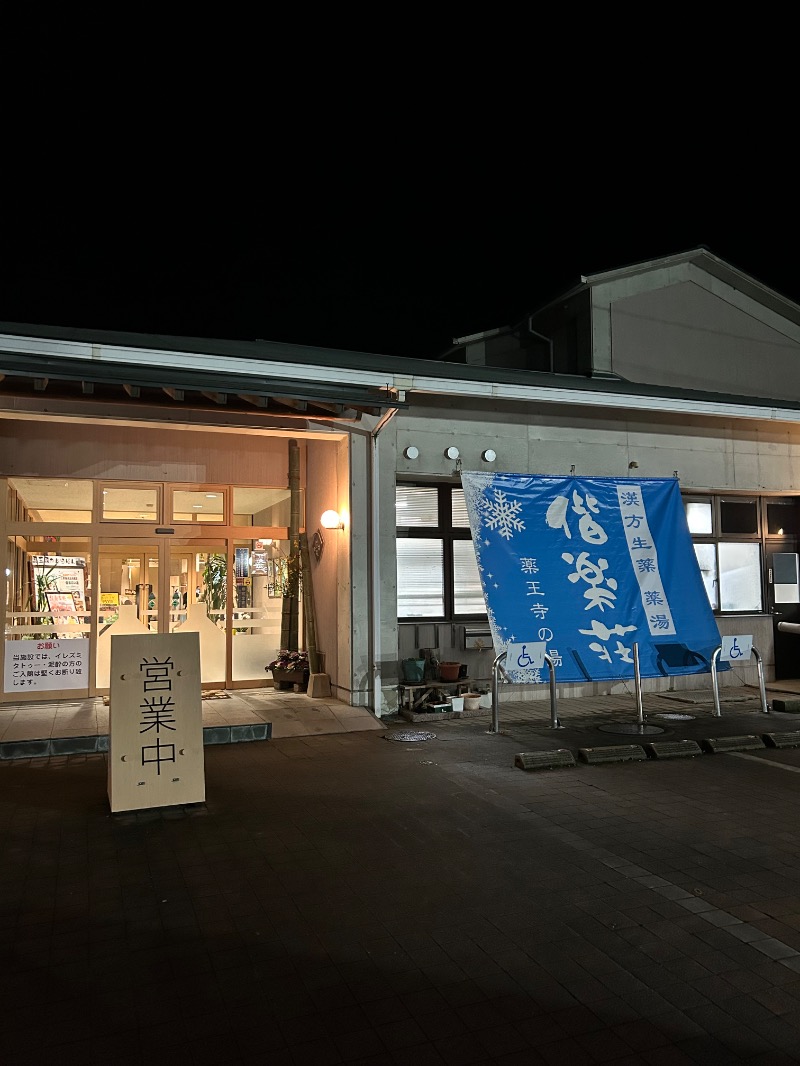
592,264,800,400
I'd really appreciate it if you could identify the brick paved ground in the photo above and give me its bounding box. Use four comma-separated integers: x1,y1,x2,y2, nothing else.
5,696,800,1064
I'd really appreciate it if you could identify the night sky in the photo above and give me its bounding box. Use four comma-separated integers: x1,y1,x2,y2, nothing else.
2,179,796,362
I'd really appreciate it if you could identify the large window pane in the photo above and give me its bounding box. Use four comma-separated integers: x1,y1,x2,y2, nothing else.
8,477,93,522
102,485,160,522
231,539,283,681
5,539,92,695
718,542,762,611
453,541,484,614
396,538,443,617
693,543,719,610
172,489,225,523
232,487,295,526
396,487,438,527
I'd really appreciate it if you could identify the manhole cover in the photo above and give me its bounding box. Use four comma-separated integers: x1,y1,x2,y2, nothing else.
384,730,437,742
597,723,665,736
655,713,695,721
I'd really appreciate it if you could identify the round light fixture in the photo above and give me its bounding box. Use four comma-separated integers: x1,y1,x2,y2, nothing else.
444,446,460,460
482,448,497,462
403,446,419,460
320,509,344,530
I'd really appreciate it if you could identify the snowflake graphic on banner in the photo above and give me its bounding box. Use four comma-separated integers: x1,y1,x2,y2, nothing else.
480,489,525,540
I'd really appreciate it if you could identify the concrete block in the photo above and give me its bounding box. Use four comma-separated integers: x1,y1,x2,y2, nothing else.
578,744,647,765
514,750,576,771
763,731,800,749
308,673,332,698
644,740,703,759
772,699,800,713
701,735,765,754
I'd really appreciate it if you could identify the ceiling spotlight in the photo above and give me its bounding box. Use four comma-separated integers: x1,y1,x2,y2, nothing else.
444,446,460,460
481,448,497,463
403,445,419,460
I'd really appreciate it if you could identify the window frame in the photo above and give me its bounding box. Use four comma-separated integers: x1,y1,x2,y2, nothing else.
396,482,486,622
683,492,767,615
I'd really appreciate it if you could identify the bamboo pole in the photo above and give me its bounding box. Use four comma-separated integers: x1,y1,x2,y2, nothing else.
299,532,320,675
280,440,300,651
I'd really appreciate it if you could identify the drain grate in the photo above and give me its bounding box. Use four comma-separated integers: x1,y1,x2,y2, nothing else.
384,730,436,743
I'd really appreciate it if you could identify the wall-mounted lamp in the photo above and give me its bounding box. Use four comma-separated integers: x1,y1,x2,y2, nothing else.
481,448,497,463
444,446,460,460
570,465,576,475
403,445,419,460
320,509,344,530
628,461,639,470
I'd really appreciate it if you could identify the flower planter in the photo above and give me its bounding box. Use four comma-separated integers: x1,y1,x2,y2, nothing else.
438,661,461,682
269,667,309,691
402,658,426,682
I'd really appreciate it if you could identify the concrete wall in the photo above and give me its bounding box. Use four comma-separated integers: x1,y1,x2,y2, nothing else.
304,438,341,688
380,395,794,708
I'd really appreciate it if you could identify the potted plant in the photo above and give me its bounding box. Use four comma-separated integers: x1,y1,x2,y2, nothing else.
267,649,310,690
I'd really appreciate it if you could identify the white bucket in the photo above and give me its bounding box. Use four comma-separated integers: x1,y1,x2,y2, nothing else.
449,696,464,713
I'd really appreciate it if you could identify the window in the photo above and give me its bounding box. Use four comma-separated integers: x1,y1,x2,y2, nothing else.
683,494,763,613
396,484,485,620
101,483,160,522
8,478,93,522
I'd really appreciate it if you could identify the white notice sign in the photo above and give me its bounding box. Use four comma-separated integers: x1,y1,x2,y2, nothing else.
4,638,90,692
108,632,205,813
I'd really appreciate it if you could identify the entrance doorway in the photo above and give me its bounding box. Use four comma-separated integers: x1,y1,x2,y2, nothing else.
766,537,800,680
95,538,278,691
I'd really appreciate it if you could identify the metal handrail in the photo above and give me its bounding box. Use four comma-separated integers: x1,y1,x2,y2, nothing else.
490,650,560,733
710,645,769,716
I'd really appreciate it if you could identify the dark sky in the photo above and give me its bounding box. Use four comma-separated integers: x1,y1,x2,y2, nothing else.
1,178,796,361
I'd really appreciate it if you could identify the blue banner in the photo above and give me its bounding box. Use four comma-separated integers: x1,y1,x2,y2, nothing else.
461,473,722,683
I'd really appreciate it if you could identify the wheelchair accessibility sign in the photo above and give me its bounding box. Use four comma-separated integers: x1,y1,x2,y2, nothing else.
507,642,547,670
720,635,753,663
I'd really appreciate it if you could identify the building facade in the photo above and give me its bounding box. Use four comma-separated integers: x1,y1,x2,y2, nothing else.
3,248,800,715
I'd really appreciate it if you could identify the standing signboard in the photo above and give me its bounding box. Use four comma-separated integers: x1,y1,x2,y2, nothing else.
108,631,205,813
461,474,723,684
